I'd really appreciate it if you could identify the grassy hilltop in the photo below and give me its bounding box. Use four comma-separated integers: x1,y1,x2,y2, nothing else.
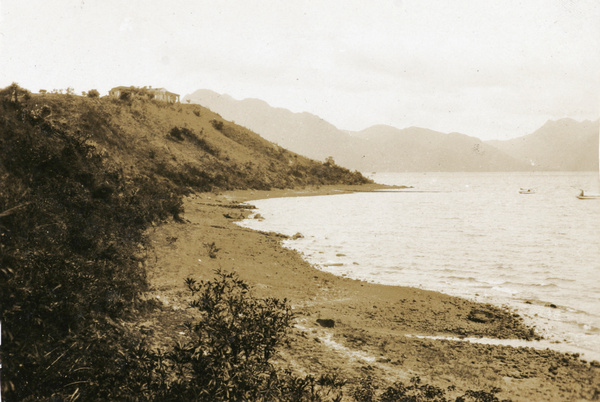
11,87,368,192
0,84,368,401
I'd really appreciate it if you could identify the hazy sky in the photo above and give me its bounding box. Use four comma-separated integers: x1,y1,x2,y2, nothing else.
1,0,598,140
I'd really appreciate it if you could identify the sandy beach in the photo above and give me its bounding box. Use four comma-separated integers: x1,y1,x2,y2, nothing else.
143,185,600,401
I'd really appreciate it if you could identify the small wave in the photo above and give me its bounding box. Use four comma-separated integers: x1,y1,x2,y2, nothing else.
530,282,559,288
547,277,577,282
502,281,559,289
446,276,479,282
491,286,519,295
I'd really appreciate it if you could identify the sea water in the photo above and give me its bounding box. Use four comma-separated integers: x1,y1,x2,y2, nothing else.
238,172,600,360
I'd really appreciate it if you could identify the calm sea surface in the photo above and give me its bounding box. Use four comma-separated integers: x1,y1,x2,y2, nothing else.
238,172,600,360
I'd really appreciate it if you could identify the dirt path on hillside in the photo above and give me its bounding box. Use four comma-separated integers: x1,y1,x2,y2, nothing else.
142,186,600,401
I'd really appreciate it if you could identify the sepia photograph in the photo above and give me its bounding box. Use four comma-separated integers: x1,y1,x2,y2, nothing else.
1,0,599,400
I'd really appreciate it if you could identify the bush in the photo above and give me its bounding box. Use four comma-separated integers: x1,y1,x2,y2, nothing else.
204,241,220,258
168,126,219,156
0,82,30,105
380,377,448,402
169,126,185,141
456,387,508,402
374,377,510,402
119,91,131,101
87,88,100,98
210,119,224,131
352,375,378,402
171,270,293,400
134,271,346,401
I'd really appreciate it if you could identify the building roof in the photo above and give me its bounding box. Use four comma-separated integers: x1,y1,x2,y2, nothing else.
109,86,179,96
148,88,179,96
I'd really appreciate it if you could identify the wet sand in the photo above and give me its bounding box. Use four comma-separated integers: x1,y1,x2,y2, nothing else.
144,185,600,401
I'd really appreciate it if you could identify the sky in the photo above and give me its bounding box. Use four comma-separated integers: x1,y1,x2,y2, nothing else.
0,0,598,140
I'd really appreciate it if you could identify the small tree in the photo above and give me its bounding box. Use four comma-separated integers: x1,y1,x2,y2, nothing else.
177,271,294,400
87,89,100,98
0,82,30,104
324,156,336,166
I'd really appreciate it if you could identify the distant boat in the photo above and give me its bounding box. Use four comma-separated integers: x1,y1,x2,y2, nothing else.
577,128,600,199
577,189,600,200
519,188,535,194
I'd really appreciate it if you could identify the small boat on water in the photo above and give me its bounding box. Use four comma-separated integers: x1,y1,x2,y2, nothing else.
519,188,535,194
577,129,599,199
577,190,600,200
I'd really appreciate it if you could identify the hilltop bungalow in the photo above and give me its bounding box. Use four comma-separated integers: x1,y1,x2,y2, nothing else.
108,86,180,103
149,87,180,103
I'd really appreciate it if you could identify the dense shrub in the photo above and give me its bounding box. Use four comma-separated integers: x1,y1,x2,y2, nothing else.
141,271,346,401
308,162,368,185
168,126,219,156
0,82,30,104
87,88,100,98
379,377,448,402
210,119,224,130
169,125,186,140
116,86,157,103
352,375,378,402
350,376,510,402
0,85,182,400
174,270,294,400
119,90,132,101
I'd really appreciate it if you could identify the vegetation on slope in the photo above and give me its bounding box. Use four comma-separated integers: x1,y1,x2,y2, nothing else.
0,84,368,400
30,87,368,191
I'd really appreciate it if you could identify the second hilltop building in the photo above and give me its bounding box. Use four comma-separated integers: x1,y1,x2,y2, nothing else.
109,86,180,103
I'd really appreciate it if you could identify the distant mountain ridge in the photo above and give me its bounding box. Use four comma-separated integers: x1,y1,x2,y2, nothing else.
350,125,529,172
487,118,599,171
184,89,368,166
184,89,599,172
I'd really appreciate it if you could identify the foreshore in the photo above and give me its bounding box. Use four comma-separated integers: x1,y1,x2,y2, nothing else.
145,184,600,401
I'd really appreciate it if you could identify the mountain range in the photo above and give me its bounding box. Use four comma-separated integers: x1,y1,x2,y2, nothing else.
184,89,599,172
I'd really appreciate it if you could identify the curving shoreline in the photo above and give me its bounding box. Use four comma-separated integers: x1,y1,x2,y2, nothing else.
236,187,600,364
146,184,600,401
